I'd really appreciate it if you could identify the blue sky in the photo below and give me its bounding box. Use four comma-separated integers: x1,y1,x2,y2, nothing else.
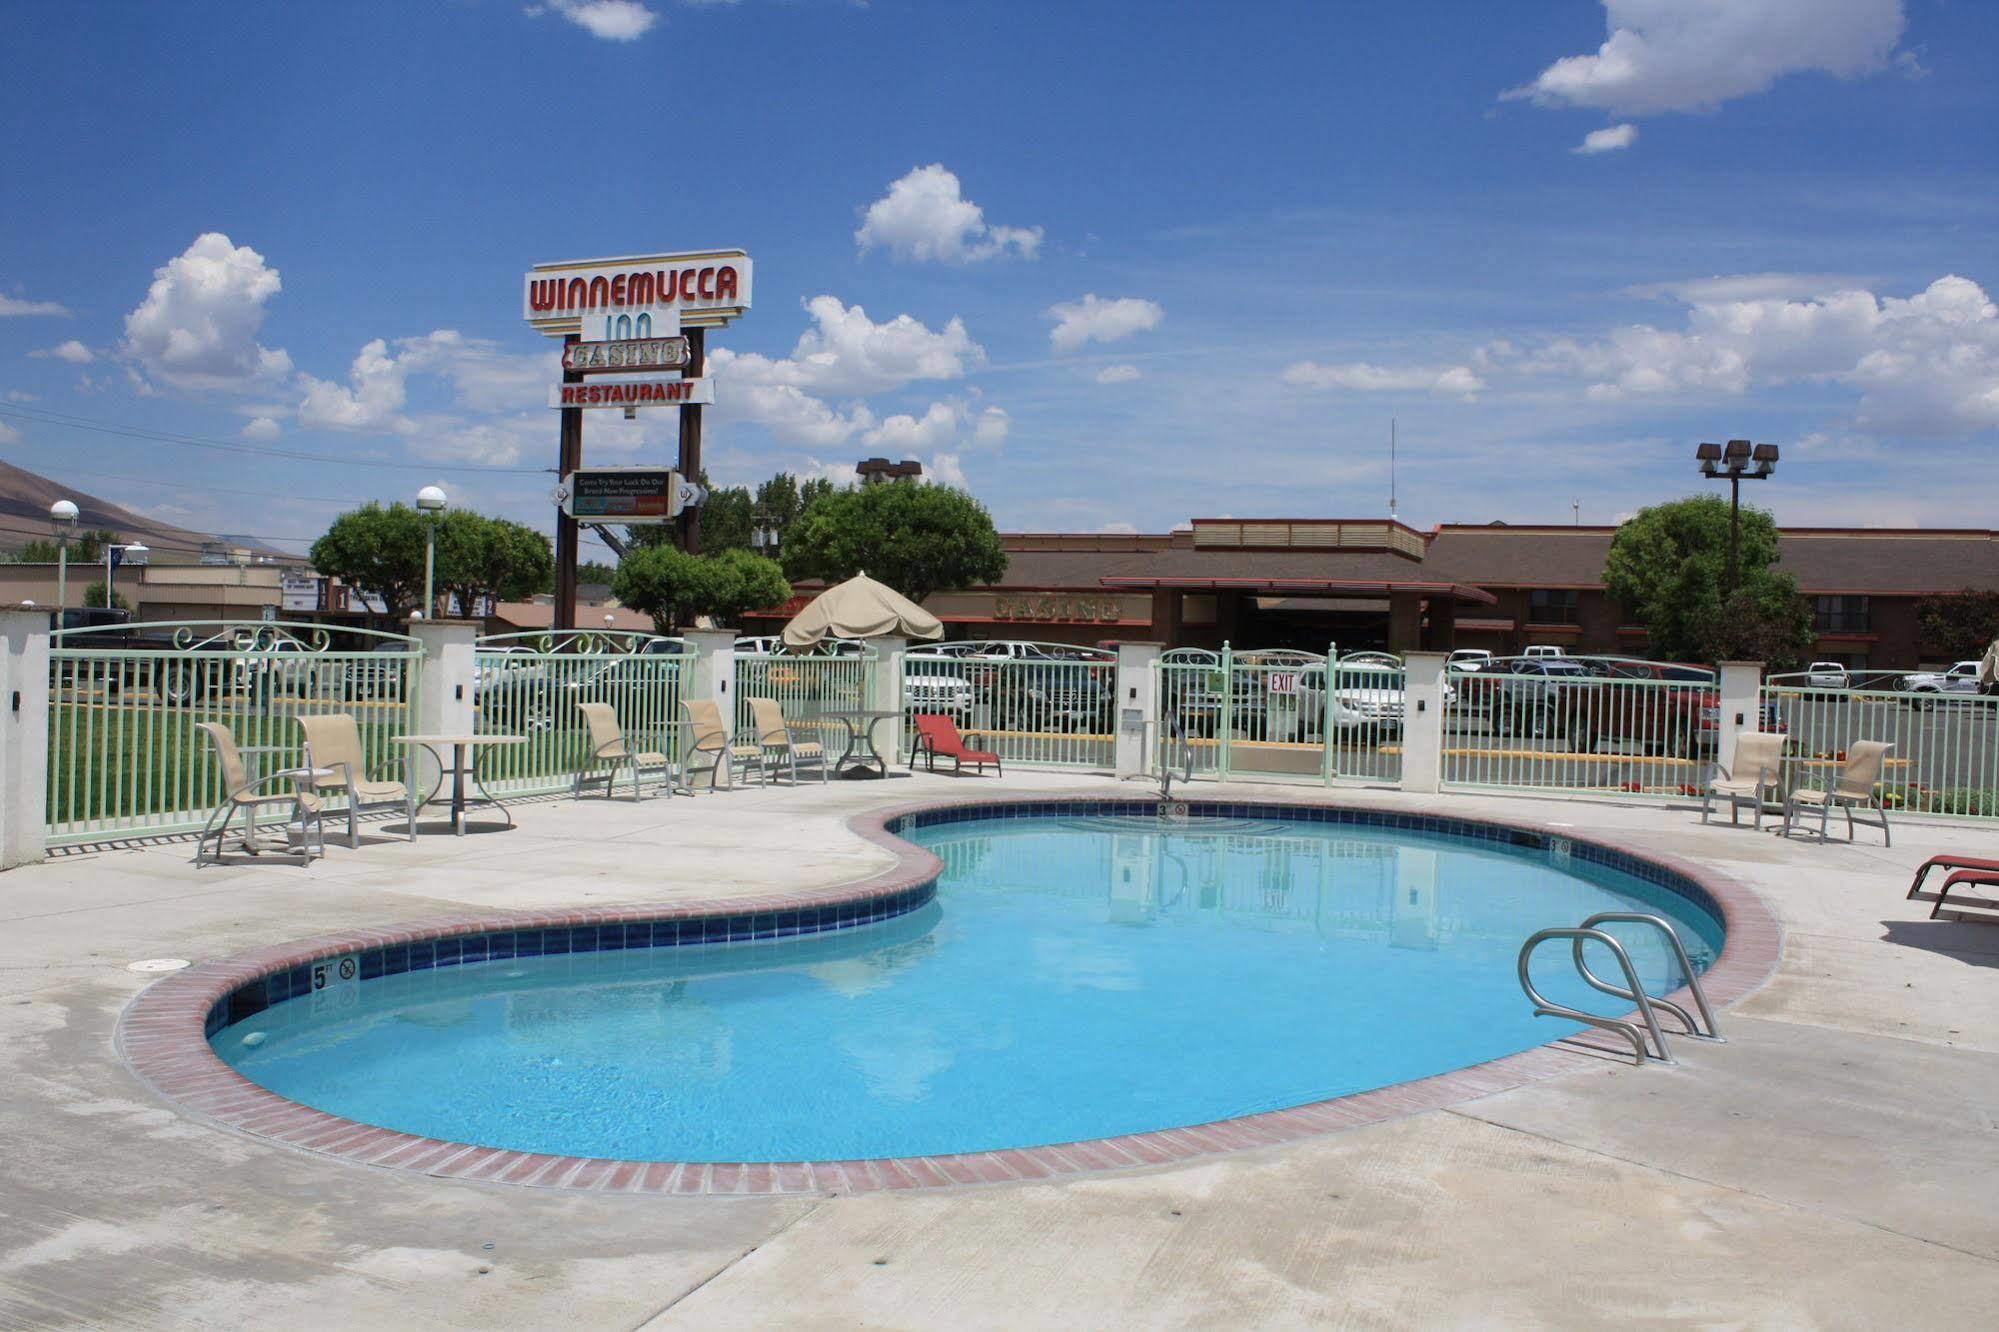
2,0,1995,558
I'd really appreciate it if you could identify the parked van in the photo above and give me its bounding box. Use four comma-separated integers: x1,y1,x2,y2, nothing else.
1522,645,1567,658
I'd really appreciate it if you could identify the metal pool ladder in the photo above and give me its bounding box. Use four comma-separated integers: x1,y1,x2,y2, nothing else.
1517,912,1722,1066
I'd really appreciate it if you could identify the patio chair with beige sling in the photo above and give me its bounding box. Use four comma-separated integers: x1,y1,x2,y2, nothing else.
679,697,764,789
192,722,325,865
296,712,417,845
1701,730,1785,830
575,701,672,800
748,696,829,784
1780,739,1894,846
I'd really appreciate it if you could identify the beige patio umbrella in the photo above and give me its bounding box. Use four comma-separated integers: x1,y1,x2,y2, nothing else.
781,572,943,650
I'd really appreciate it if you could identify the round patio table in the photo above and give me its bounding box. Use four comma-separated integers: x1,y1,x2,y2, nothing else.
820,709,903,780
396,734,525,835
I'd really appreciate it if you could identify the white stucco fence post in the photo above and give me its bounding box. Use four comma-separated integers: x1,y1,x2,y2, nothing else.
1399,650,1447,795
0,609,51,870
868,636,908,764
409,620,479,799
683,629,737,719
1717,661,1765,779
1115,642,1163,780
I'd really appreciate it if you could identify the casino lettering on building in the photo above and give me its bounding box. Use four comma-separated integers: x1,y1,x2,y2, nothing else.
739,516,1999,670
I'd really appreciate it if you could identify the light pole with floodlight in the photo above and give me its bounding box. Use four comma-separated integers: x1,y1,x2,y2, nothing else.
105,541,147,612
1696,439,1779,597
416,486,448,619
48,499,78,613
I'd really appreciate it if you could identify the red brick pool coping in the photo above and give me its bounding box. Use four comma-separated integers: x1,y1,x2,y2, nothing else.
117,792,1781,1196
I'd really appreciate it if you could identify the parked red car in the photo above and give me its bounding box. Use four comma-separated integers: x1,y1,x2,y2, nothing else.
1557,661,1784,757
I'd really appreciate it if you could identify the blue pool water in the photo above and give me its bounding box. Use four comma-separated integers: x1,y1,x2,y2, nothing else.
215,812,1722,1162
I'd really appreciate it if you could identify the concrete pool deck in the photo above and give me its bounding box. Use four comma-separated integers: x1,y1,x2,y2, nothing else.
2,773,1996,1327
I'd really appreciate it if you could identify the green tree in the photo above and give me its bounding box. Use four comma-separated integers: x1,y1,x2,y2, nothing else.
435,511,553,613
1602,495,1813,667
699,483,753,552
782,483,1007,603
308,502,433,620
705,548,791,623
16,528,115,564
576,560,619,586
611,546,789,630
798,476,836,512
1916,588,1999,662
83,581,131,612
612,545,720,631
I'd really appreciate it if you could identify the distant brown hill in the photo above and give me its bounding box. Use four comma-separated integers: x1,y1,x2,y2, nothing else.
0,458,294,563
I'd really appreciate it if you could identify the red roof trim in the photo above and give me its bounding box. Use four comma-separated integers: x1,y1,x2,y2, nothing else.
1098,576,1498,605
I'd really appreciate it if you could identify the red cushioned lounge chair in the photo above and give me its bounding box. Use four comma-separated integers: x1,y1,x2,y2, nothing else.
1907,854,1999,899
909,713,1001,777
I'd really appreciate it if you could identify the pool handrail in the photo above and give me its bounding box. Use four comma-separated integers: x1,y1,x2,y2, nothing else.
1518,926,1674,1065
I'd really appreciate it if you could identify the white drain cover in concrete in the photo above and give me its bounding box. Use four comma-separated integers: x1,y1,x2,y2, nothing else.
126,958,193,974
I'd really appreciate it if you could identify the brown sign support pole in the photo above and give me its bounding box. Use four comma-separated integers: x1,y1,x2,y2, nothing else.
677,327,706,554
553,333,584,630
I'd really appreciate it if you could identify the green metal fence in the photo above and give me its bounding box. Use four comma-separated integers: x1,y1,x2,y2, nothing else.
902,646,1115,770
46,621,422,846
1761,675,1999,819
1152,646,1405,786
1442,658,1720,801
473,630,693,797
734,650,878,755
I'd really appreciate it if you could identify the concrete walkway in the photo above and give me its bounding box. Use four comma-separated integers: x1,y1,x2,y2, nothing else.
1,773,1995,1328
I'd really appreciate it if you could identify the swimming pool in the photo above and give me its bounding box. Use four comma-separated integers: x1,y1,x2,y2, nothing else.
196,802,1728,1167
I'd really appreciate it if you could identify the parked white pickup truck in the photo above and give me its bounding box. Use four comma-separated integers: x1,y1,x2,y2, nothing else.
1901,660,1983,707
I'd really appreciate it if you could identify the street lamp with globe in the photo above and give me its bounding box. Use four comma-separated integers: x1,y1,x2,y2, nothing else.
416,485,448,619
48,499,79,612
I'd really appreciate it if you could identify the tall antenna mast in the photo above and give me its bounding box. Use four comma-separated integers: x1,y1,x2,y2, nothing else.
1389,417,1397,521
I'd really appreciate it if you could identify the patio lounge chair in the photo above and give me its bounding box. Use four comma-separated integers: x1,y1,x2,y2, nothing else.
680,698,764,789
748,696,829,784
1907,853,1999,899
1701,731,1785,829
575,701,672,801
296,713,417,844
1779,740,1893,846
192,722,324,865
1929,868,1999,920
909,712,1002,776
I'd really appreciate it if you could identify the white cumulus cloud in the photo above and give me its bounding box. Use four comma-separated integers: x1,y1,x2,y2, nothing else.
123,233,291,389
294,329,552,431
1574,123,1637,154
241,416,282,441
1095,364,1142,384
541,0,658,42
855,164,1042,264
1046,295,1164,353
1517,274,1999,435
971,405,1009,447
0,292,69,318
711,290,983,394
1507,0,1908,116
0,421,18,445
30,339,96,364
925,453,968,488
297,337,408,430
1281,361,1486,399
864,402,959,452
